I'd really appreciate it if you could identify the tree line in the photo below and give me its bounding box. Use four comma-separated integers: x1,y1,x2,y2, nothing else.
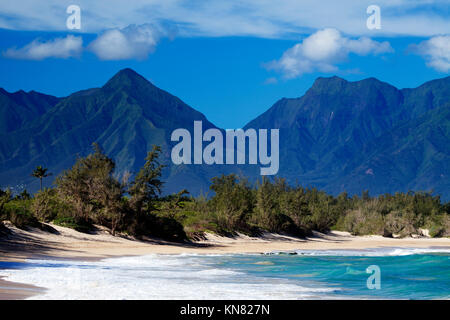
1,144,449,241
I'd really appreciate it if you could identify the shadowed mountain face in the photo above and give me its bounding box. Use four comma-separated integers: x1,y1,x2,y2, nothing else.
0,68,234,194
0,69,449,199
0,88,60,134
245,75,450,199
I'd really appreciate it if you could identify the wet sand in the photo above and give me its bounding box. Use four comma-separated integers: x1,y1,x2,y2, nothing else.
0,277,44,300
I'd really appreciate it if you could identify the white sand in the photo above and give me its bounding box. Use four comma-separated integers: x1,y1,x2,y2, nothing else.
1,221,449,262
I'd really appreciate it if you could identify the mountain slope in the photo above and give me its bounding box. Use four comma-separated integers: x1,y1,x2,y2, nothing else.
245,75,450,198
0,88,59,134
337,104,450,197
0,69,231,194
0,70,448,199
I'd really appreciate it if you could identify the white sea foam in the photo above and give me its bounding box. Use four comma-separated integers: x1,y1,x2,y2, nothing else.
5,248,446,299
270,247,450,256
0,254,336,300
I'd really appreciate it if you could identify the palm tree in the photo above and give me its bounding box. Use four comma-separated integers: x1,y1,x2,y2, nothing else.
31,166,52,191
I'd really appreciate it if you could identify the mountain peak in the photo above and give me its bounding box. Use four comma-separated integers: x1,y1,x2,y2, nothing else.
309,76,348,93
309,76,397,94
315,75,345,81
313,75,347,84
357,77,391,87
116,68,143,78
102,68,153,90
313,75,346,84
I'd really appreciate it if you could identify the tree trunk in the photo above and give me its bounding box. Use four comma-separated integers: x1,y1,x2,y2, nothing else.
111,221,116,236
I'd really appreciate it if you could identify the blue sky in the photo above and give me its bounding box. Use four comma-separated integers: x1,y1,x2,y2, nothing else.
0,1,448,128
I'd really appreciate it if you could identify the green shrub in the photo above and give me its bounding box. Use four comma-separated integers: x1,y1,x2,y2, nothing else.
53,216,94,233
179,210,220,235
429,224,445,238
341,209,384,236
31,189,69,222
4,200,38,229
209,174,254,231
425,214,450,238
124,212,187,242
384,210,420,237
149,215,187,242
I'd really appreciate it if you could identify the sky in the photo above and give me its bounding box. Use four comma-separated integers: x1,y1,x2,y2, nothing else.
0,0,448,128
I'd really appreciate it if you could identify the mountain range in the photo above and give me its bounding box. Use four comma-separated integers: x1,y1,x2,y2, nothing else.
0,69,449,199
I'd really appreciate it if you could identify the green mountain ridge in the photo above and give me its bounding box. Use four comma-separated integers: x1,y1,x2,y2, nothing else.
0,88,60,134
244,75,450,198
0,69,449,199
0,68,233,195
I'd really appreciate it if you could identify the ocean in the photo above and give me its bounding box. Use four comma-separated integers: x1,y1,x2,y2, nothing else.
1,247,449,299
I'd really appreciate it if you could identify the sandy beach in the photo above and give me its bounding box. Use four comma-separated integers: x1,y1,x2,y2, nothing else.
0,277,44,300
1,221,450,261
1,222,450,299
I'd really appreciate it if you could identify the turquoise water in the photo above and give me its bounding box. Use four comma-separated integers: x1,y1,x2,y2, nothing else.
201,251,450,299
0,248,449,299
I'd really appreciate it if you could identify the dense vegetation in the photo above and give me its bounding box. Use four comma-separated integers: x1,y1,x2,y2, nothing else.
1,144,449,241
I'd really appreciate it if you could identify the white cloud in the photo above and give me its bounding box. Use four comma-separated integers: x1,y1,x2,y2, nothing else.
2,23,166,61
89,24,162,60
410,35,450,73
0,0,448,37
267,28,393,78
3,35,83,60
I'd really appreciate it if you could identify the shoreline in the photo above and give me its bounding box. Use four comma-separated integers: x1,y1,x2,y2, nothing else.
1,222,450,299
0,277,45,300
1,222,450,262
